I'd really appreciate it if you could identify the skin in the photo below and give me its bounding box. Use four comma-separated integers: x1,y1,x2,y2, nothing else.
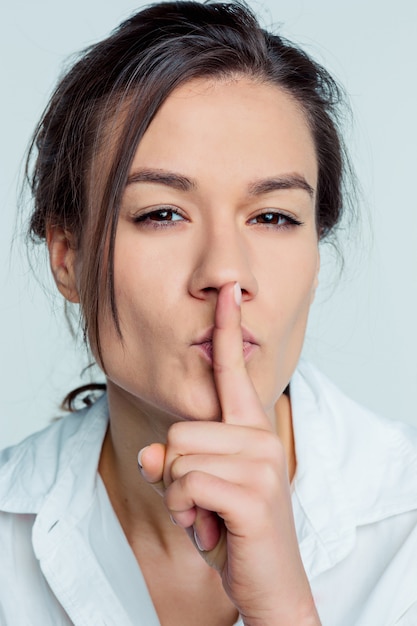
49,76,321,625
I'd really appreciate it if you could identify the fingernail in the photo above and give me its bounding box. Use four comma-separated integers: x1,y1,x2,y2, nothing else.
233,281,242,307
137,446,149,469
194,528,205,552
169,514,178,526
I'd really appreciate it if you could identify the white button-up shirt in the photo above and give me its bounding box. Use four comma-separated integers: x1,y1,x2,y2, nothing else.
1,360,417,625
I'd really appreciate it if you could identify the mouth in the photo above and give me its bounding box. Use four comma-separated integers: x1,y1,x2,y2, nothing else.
192,327,259,364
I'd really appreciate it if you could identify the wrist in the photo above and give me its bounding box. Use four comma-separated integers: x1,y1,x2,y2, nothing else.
241,597,321,626
243,614,320,626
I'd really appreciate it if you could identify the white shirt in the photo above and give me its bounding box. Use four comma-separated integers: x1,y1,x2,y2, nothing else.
1,360,417,625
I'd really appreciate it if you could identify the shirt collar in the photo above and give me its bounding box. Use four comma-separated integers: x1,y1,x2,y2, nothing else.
290,360,417,579
0,394,108,517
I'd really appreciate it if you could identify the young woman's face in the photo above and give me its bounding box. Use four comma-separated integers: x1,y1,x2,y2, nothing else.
99,77,319,423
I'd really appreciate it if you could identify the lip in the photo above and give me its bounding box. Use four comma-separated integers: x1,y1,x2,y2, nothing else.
191,326,259,364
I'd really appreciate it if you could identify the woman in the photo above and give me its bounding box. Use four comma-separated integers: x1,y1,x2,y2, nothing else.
1,2,417,625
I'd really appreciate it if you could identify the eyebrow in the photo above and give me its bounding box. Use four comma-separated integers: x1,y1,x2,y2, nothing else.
126,169,196,192
126,168,314,197
248,174,314,198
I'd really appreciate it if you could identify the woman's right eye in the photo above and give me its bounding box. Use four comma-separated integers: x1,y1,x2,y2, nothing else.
132,207,186,228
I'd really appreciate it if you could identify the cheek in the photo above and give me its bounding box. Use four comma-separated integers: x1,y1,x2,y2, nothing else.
112,235,162,327
279,248,319,363
262,241,319,318
91,248,157,372
260,247,318,401
294,249,319,306
107,243,188,376
287,252,319,327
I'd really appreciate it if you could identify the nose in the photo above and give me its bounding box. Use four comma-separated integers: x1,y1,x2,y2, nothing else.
188,223,258,301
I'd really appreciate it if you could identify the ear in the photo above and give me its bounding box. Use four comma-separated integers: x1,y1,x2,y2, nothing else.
47,226,80,303
310,249,320,304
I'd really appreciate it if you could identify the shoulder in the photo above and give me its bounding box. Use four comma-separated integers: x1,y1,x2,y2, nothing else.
0,507,74,624
291,361,417,611
0,395,109,624
291,360,417,523
292,359,417,457
0,394,109,514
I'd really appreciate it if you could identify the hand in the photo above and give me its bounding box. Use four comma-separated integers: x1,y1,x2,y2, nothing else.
139,282,320,625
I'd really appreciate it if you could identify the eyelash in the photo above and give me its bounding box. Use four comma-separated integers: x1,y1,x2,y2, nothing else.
132,206,186,229
132,207,304,230
248,211,304,229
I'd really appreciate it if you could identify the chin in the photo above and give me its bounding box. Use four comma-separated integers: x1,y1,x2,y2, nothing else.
173,390,222,422
153,375,221,422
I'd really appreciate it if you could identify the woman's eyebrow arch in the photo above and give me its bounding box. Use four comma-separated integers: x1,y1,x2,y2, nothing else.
126,168,314,197
248,174,315,197
126,168,196,191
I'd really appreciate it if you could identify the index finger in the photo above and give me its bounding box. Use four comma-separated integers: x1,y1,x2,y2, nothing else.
213,282,271,430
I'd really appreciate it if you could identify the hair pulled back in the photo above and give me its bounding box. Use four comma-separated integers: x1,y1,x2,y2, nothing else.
27,0,348,365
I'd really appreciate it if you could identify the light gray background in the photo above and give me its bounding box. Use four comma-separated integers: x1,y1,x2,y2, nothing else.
1,0,416,447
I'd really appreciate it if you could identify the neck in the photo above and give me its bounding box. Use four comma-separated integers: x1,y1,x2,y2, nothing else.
274,392,296,483
98,381,173,537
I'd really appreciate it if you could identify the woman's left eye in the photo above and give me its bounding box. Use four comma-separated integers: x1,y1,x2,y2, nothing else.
248,211,303,228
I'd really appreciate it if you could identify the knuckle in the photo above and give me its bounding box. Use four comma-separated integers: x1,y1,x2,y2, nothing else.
261,432,286,467
261,462,280,492
167,421,185,447
170,455,186,481
248,459,277,495
248,433,288,492
183,469,201,492
165,469,201,504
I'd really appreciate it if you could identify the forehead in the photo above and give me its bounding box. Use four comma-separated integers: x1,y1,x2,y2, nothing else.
129,76,318,195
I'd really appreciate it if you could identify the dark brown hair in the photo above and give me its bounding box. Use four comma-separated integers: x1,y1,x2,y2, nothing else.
27,0,349,375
